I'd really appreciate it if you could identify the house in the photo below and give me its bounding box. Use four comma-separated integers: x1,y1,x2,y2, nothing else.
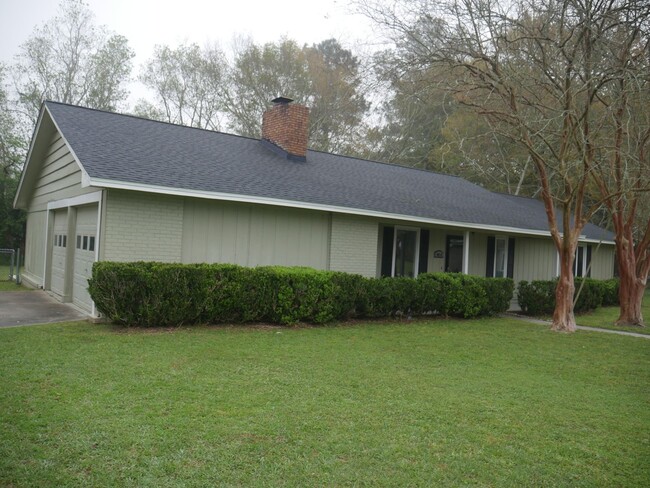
13,98,616,316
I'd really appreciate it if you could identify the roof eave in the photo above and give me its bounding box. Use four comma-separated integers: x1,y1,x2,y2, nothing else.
14,102,92,210
87,177,616,245
13,104,49,210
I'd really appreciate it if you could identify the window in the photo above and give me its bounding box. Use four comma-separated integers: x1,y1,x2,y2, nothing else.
445,235,464,273
574,245,587,277
54,234,67,247
392,227,420,278
494,237,507,278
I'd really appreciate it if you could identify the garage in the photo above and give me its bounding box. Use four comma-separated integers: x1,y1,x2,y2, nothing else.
50,208,68,297
72,204,98,312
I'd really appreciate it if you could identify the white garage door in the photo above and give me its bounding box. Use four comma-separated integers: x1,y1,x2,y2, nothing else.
72,204,98,312
50,209,68,297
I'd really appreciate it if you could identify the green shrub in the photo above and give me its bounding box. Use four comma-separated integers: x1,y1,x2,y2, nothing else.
415,273,513,318
574,278,605,313
89,262,515,327
482,277,516,315
517,277,615,316
517,280,557,315
361,277,419,317
600,279,620,306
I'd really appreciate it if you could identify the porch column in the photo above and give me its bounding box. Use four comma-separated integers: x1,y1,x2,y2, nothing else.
462,230,470,274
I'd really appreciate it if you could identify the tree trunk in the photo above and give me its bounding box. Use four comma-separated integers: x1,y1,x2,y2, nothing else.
616,239,646,326
617,277,645,326
613,221,648,327
552,249,577,332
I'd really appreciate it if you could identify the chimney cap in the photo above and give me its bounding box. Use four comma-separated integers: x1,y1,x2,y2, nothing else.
271,96,293,104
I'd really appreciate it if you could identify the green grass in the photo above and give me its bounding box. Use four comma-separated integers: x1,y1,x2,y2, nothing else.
0,265,27,291
576,288,650,335
1,318,648,486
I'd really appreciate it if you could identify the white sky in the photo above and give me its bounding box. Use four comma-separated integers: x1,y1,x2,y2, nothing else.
0,0,380,104
0,0,378,66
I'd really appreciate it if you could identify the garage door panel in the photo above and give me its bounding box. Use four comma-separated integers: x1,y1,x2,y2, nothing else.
72,205,97,312
50,209,68,296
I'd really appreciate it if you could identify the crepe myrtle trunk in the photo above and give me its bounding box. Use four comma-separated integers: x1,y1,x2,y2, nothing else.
552,240,578,332
616,234,647,327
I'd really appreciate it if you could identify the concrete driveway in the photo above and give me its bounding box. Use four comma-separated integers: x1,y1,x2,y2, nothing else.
0,291,86,327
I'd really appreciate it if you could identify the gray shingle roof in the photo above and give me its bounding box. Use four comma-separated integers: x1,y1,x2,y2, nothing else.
45,101,614,242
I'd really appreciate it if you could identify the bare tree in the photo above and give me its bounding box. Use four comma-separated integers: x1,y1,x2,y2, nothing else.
359,0,650,332
13,0,134,123
137,42,227,131
589,25,650,326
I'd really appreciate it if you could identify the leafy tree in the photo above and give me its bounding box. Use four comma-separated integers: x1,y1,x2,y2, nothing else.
0,66,27,250
13,0,134,123
434,109,538,196
303,39,369,154
359,0,650,332
137,42,227,130
224,38,369,153
224,38,312,138
365,59,454,167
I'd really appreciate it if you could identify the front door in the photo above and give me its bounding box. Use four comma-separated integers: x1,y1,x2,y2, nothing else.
445,235,464,273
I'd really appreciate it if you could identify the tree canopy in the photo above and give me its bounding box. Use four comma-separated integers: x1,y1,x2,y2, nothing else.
13,0,134,123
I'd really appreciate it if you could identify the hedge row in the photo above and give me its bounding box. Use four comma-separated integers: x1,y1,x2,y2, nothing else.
88,262,515,327
517,278,619,316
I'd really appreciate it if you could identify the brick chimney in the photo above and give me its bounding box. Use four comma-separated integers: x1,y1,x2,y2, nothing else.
261,97,309,161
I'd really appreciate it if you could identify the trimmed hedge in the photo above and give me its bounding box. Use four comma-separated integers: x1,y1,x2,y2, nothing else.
517,278,620,316
89,262,514,327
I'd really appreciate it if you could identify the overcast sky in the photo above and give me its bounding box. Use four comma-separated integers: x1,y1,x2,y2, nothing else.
0,0,377,65
0,0,380,104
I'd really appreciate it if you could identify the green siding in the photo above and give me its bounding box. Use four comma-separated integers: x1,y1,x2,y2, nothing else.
22,211,47,287
589,243,615,279
181,199,330,269
468,233,488,276
513,237,558,283
27,132,95,211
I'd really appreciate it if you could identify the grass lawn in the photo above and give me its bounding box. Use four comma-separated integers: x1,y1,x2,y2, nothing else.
576,288,650,335
0,265,26,292
0,318,648,486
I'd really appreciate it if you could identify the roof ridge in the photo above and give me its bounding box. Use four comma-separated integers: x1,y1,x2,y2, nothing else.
491,190,540,201
44,100,262,143
45,100,471,182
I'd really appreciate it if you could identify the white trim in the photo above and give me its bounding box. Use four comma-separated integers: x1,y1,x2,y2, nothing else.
462,231,470,274
46,191,103,211
42,190,103,317
41,210,50,288
91,193,103,317
391,226,420,278
89,177,616,243
579,237,614,245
